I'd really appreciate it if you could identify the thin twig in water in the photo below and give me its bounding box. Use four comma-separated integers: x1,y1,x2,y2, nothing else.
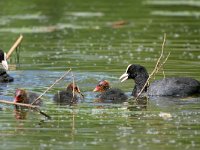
155,52,171,74
31,68,71,105
162,70,166,78
134,33,170,101
72,110,75,131
71,72,75,103
0,100,50,118
151,33,166,77
71,72,75,99
0,100,39,108
34,108,51,119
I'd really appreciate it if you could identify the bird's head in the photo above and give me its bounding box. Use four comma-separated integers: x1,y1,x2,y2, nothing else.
93,80,110,92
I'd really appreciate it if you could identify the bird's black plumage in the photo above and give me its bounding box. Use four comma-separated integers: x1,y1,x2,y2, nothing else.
148,77,200,97
97,88,128,103
0,50,5,61
0,68,14,82
53,90,79,105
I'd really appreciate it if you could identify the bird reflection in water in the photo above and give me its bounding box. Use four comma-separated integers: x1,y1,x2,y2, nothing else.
14,108,28,120
126,97,148,111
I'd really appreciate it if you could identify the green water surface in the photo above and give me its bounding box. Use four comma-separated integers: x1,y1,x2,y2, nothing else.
0,0,200,150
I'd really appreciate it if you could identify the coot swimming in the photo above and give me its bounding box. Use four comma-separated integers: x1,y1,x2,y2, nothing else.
53,83,84,105
93,80,128,103
0,49,14,82
119,64,200,97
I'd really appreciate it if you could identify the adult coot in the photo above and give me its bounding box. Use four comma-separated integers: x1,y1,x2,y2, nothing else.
14,89,41,105
119,64,200,97
93,80,128,103
53,83,84,105
0,49,14,82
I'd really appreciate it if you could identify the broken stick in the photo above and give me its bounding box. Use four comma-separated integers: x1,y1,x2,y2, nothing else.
0,100,39,108
0,100,50,119
6,34,23,59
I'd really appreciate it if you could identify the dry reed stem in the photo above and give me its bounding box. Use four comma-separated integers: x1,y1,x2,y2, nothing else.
0,100,39,108
31,68,71,105
155,52,171,74
151,33,166,76
6,35,23,59
0,100,50,118
34,108,51,119
72,72,75,99
134,33,170,101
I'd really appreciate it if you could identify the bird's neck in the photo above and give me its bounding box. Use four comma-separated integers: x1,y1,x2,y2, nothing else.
66,87,73,93
132,74,149,97
100,86,110,93
22,95,28,103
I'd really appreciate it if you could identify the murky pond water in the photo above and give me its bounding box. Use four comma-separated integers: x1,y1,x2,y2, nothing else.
0,0,200,149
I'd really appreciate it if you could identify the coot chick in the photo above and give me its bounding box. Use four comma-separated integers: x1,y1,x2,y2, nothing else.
93,80,128,103
119,64,200,97
14,89,41,106
53,83,84,105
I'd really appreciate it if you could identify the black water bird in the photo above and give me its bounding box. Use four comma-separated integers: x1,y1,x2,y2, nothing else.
0,49,13,82
93,80,128,103
119,64,200,97
53,83,84,105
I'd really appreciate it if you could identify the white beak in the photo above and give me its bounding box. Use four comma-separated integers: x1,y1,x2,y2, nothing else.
2,53,8,70
2,60,8,70
119,72,129,82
